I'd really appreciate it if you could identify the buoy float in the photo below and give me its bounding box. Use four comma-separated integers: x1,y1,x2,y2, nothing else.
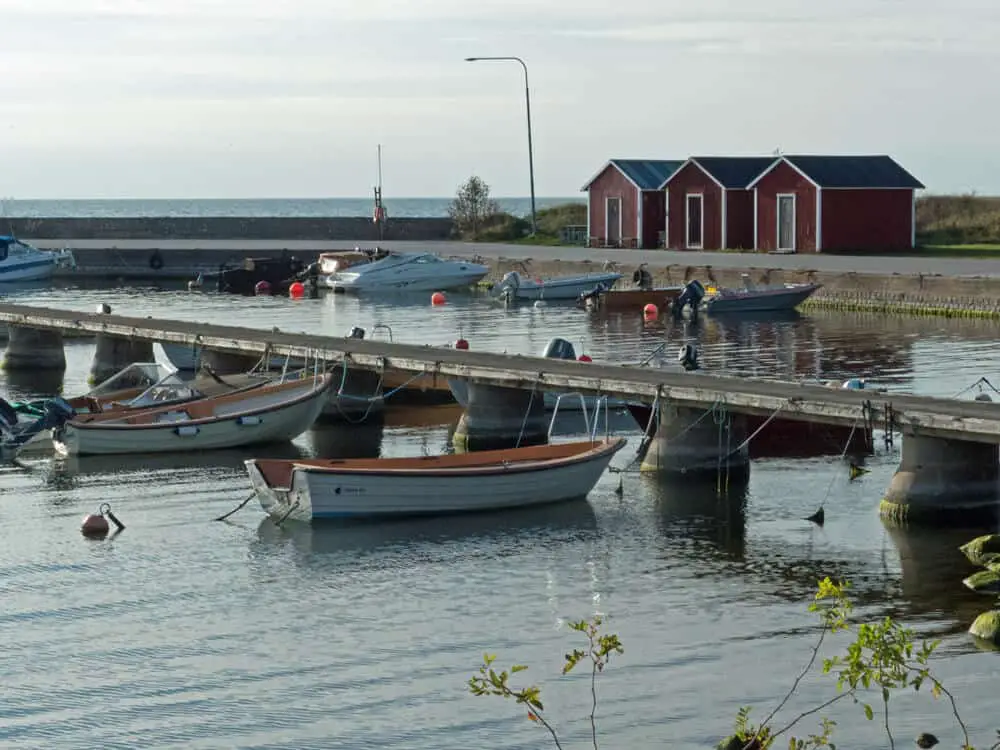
81,512,110,537
254,280,272,296
643,303,659,318
288,281,305,299
454,338,470,350
578,354,593,362
431,291,447,306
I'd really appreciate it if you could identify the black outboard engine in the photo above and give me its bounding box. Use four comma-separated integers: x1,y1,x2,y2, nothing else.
677,342,700,371
542,337,577,360
577,281,610,306
671,280,706,320
632,265,653,290
347,326,366,340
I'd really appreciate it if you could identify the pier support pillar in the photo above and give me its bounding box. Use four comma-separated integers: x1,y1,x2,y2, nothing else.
89,334,154,385
2,325,66,371
200,349,261,375
321,366,385,422
881,432,999,525
452,382,548,452
640,402,749,477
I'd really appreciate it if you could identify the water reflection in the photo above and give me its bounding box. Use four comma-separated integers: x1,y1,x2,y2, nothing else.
307,421,384,459
647,474,749,561
1,368,65,398
251,499,599,567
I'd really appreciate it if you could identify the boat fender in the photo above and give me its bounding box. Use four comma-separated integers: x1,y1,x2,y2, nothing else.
678,343,700,371
347,326,366,339
149,250,164,270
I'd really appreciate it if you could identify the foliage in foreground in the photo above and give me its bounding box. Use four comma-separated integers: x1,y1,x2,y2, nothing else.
469,578,1000,749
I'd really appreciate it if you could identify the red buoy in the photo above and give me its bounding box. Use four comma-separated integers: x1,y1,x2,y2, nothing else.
81,513,110,537
288,281,305,299
643,303,659,318
454,338,470,350
578,354,593,362
431,291,447,306
255,280,272,296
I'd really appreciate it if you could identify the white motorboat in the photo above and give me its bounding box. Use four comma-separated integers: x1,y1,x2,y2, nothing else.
704,275,821,314
0,236,75,282
52,372,334,456
245,437,626,521
496,270,623,301
325,252,489,293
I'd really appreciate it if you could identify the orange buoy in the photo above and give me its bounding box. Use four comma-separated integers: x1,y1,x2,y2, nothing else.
578,354,593,362
81,513,110,537
431,291,447,306
454,338,470,350
288,281,305,298
643,303,659,318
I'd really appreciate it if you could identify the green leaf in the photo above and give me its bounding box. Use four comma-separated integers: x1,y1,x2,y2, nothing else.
511,664,527,674
863,703,874,721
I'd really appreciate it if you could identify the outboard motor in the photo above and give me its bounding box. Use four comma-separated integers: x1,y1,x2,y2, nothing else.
498,271,521,304
677,342,700,371
347,326,366,340
671,280,706,320
542,337,577,361
632,265,653,290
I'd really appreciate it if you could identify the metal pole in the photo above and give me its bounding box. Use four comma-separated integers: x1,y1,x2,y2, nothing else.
465,56,537,235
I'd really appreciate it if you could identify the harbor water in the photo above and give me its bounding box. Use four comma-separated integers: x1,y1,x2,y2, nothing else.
2,281,999,748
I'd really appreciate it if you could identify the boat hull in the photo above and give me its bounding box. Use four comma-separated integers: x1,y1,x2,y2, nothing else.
0,258,57,282
328,269,488,293
705,284,820,314
53,377,332,456
247,439,625,521
503,273,623,301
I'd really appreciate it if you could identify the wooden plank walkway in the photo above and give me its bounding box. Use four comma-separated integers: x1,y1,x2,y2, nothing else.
2,303,1000,442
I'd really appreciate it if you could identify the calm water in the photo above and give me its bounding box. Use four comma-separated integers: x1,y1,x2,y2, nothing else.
1,282,999,749
0,197,581,220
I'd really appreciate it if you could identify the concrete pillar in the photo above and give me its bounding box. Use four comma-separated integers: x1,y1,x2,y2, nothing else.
452,381,548,452
89,334,155,385
200,349,260,374
321,366,385,422
640,402,749,477
881,432,1000,525
1,325,66,371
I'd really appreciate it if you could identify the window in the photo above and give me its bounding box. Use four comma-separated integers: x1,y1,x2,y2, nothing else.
686,194,703,249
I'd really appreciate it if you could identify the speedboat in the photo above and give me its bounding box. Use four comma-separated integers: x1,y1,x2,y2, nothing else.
496,270,623,302
704,274,821,314
325,252,489,293
0,236,75,282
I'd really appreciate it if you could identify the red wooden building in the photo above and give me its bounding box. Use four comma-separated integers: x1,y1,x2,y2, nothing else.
660,156,776,251
747,155,924,253
581,159,681,248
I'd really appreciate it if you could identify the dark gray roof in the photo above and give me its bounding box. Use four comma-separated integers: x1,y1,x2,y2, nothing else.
783,155,924,189
610,159,684,190
687,157,778,189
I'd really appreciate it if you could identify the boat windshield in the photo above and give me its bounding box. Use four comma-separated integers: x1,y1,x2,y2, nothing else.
121,371,204,407
87,362,174,397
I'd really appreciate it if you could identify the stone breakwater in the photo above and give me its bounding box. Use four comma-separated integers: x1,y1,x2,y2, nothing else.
480,258,1000,319
8,216,453,242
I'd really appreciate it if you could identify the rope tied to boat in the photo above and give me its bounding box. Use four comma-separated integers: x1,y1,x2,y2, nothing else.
333,356,385,425
274,500,300,527
215,491,256,522
514,378,541,449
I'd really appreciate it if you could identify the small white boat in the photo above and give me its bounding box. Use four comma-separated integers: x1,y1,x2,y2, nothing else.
704,275,821,314
0,236,75,282
52,373,334,456
325,251,489,293
246,437,626,521
496,270,623,301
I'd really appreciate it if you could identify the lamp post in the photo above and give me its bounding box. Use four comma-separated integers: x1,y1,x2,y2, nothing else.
464,56,537,235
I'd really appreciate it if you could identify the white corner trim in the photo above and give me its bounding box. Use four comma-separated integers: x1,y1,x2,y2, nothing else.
586,189,591,242
753,188,758,249
816,186,823,253
721,188,728,249
637,191,644,247
911,190,917,247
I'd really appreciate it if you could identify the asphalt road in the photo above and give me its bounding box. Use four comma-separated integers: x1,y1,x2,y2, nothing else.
28,238,1000,277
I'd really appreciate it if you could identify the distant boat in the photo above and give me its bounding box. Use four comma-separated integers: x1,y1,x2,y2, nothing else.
245,437,626,521
704,275,821,314
0,236,75,282
496,270,623,301
325,252,489,293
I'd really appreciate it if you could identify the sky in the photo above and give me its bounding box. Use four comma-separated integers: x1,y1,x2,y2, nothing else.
1,0,998,199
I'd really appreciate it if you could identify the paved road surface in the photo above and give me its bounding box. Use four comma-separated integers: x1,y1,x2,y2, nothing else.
29,238,1000,277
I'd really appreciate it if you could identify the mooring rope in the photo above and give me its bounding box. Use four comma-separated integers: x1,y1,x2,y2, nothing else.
334,358,385,425
952,376,1000,399
515,381,540,449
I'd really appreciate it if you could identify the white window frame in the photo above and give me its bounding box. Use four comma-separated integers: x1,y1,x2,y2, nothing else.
776,192,797,252
685,193,704,249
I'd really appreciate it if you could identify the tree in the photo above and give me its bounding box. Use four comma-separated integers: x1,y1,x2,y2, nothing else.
449,175,501,239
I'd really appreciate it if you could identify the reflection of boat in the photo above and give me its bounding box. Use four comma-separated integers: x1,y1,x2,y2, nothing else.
54,373,334,456
246,437,626,521
0,235,75,282
705,275,821,314
325,252,489,293
497,270,623,301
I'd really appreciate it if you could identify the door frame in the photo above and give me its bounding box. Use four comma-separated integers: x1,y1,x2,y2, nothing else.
685,193,704,249
605,195,623,246
776,192,796,251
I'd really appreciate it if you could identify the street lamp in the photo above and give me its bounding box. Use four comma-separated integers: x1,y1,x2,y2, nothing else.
464,56,537,235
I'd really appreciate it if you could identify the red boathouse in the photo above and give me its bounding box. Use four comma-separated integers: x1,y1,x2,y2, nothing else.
747,155,924,253
581,159,682,249
660,156,777,251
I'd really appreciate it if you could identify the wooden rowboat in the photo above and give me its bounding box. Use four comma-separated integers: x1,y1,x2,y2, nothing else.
245,437,627,522
53,373,334,456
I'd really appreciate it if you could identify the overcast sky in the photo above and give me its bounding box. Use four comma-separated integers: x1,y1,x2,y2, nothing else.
0,0,996,198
